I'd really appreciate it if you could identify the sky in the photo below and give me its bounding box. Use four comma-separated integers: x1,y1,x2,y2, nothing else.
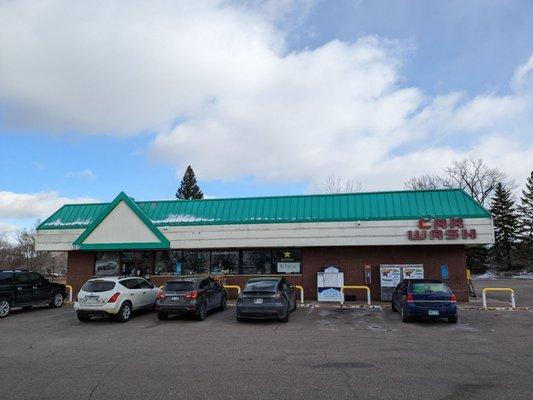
1,0,532,237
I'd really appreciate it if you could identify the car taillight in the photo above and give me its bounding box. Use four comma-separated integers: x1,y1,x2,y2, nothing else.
108,292,121,303
185,290,198,300
156,291,166,301
406,293,414,303
450,293,457,303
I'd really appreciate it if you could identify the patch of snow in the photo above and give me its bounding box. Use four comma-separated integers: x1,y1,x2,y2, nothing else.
509,271,533,280
472,271,498,280
151,214,215,224
44,218,92,227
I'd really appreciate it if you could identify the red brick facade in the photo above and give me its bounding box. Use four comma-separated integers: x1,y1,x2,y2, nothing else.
67,245,468,302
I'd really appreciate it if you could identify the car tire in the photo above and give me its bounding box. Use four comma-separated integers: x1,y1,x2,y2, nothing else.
114,302,132,323
195,300,207,321
49,292,64,308
280,305,290,323
77,311,91,322
401,305,412,323
448,316,458,324
219,295,227,311
0,298,11,318
157,311,168,321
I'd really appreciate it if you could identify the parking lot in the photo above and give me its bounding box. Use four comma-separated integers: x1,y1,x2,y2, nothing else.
1,282,532,400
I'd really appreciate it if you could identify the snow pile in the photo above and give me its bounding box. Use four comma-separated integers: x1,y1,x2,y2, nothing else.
44,218,92,227
151,214,215,224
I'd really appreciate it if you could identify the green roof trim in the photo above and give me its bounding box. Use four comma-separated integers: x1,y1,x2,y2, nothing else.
38,188,491,231
72,192,170,250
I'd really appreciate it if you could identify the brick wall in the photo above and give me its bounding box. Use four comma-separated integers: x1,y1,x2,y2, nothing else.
301,245,468,302
66,245,468,302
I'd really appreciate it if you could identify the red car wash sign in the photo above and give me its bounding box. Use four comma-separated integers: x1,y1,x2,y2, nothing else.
407,218,477,241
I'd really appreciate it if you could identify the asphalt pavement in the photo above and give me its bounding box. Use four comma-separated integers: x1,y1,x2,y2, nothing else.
0,284,532,400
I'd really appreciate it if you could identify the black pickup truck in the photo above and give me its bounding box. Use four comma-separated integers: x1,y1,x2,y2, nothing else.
0,269,67,318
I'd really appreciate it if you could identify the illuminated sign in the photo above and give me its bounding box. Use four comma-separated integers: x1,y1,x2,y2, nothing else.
407,218,477,241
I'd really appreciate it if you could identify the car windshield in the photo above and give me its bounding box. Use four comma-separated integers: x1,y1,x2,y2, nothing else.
244,279,278,292
81,280,116,292
164,281,195,292
411,282,450,294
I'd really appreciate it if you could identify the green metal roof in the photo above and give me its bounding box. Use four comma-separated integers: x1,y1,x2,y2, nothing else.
37,189,491,230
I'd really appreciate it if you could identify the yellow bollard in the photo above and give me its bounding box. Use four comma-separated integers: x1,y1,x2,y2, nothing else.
340,285,371,306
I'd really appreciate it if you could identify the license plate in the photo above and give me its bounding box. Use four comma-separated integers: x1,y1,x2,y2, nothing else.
428,310,439,316
171,296,180,301
85,296,98,302
254,298,263,304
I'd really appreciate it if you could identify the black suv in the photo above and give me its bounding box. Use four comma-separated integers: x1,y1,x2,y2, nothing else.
156,276,227,321
0,269,67,318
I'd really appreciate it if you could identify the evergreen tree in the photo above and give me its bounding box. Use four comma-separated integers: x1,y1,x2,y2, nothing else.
490,183,519,270
516,171,533,268
176,165,204,200
517,171,533,243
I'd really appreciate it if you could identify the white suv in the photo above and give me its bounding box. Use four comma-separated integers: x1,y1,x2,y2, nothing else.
74,276,159,322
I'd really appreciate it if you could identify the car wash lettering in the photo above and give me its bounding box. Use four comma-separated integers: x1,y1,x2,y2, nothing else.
407,218,477,241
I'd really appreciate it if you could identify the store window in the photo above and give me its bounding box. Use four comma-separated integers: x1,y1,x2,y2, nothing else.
182,250,210,275
242,249,272,274
211,250,239,275
272,248,301,274
95,252,121,276
155,251,183,275
121,251,154,277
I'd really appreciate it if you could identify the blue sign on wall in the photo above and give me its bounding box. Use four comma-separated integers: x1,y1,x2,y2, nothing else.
440,265,449,279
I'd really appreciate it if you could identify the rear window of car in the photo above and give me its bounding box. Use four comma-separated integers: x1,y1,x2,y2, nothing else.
81,280,116,292
244,280,279,292
164,281,194,292
411,282,450,294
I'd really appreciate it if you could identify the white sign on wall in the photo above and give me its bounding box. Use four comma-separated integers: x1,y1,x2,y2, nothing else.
277,262,301,274
317,266,344,302
379,266,401,288
402,265,424,279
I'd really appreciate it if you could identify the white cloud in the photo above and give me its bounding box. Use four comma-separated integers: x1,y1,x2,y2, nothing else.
65,169,96,181
0,191,96,219
0,1,532,192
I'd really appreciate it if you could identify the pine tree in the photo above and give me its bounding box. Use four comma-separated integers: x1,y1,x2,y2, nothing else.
517,171,533,243
516,171,533,268
176,165,204,200
490,183,519,270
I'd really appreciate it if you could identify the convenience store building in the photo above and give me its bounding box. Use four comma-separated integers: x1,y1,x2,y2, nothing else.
35,189,494,302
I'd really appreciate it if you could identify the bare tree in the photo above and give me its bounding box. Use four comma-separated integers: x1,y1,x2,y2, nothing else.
314,175,362,194
404,158,513,206
442,158,513,205
404,175,443,190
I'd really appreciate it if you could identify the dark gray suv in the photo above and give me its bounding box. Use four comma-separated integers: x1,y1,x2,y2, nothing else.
156,276,227,321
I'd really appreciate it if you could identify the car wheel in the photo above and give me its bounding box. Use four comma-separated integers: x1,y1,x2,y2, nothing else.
280,305,290,323
114,302,132,323
77,311,91,322
195,301,207,321
157,311,168,321
219,295,227,311
49,292,64,308
401,305,412,323
448,316,458,324
0,298,11,318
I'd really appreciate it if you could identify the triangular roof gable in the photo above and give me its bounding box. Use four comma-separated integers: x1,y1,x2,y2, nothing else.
73,192,170,250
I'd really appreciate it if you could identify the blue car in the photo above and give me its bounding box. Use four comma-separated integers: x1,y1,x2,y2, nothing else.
391,279,458,323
